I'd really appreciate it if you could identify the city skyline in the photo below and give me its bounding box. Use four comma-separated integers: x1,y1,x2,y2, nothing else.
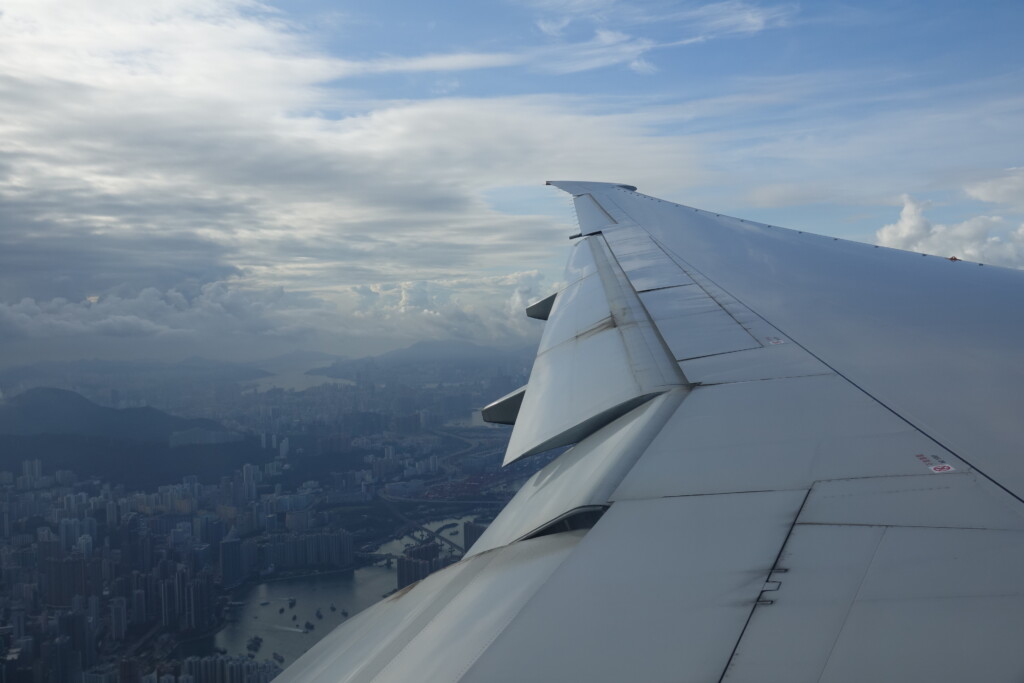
0,350,524,683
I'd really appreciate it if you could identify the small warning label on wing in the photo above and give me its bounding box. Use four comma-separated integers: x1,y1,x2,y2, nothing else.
914,453,956,473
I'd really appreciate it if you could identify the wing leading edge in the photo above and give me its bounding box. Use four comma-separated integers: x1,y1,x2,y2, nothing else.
275,182,1024,683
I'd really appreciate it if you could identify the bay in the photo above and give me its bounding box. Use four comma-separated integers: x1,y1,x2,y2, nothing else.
180,516,478,668
179,567,394,667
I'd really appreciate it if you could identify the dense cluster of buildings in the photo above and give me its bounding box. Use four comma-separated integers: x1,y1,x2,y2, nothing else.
393,521,491,591
0,458,356,683
0,349,534,683
395,542,449,590
80,656,281,683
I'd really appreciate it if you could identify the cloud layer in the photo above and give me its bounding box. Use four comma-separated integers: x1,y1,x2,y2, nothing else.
876,195,1024,267
0,1,710,361
1,1,1022,364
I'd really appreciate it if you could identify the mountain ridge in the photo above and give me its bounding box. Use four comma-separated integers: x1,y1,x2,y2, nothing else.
0,387,233,442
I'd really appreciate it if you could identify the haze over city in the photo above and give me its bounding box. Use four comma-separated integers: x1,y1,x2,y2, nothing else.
1,0,1022,367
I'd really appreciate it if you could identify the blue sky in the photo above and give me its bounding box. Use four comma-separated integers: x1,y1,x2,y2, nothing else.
0,0,1022,364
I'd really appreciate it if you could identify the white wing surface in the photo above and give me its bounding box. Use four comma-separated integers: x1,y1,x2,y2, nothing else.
277,181,1024,683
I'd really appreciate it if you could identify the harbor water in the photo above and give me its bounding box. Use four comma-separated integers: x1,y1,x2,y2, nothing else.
181,516,477,667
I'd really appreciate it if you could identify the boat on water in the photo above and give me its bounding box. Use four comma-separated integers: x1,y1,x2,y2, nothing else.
288,597,296,608
273,653,285,663
259,601,270,606
304,621,315,631
316,609,323,619
329,603,336,612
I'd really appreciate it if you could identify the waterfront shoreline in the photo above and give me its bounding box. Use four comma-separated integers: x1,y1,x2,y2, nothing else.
177,515,478,664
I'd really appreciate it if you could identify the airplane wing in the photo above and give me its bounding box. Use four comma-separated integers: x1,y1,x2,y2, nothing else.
276,181,1024,682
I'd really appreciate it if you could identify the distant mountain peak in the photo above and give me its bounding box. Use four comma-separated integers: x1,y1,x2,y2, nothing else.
306,338,536,383
11,387,94,408
0,387,231,442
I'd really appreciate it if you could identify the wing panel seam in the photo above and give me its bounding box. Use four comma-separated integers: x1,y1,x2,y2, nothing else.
717,489,811,683
813,527,886,682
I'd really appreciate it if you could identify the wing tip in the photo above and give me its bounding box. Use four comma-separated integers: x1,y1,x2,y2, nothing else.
546,180,638,194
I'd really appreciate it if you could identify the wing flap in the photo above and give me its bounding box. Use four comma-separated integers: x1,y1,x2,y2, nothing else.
467,390,686,558
276,549,496,683
524,292,556,320
504,233,685,464
369,533,582,683
480,385,526,425
460,491,807,683
274,533,583,683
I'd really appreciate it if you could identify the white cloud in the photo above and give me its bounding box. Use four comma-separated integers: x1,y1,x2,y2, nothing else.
0,0,793,111
537,29,656,74
537,17,572,36
0,0,337,111
629,57,658,74
0,0,706,291
0,270,551,359
966,168,1024,210
875,195,1024,267
662,1,796,36
0,283,311,341
519,0,795,41
336,51,524,77
0,0,655,97
342,271,549,345
0,53,705,357
520,0,618,19
332,30,657,77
